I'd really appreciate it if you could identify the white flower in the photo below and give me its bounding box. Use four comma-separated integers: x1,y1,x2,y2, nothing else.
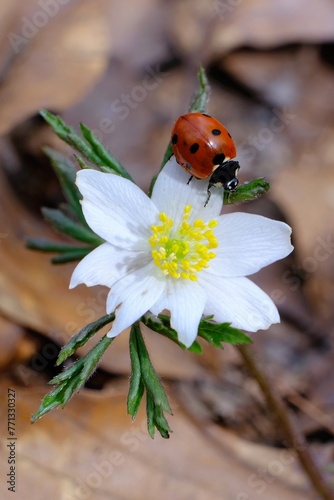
70,157,293,347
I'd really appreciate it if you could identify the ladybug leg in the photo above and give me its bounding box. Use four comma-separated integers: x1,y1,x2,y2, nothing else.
204,185,212,207
187,175,193,185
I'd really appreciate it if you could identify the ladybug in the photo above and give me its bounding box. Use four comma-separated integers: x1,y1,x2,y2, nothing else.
171,112,240,206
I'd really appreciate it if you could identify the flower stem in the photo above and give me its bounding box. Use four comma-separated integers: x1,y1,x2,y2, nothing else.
237,345,333,500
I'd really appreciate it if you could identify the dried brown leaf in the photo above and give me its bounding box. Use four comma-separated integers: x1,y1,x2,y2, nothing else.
0,378,310,500
0,0,112,135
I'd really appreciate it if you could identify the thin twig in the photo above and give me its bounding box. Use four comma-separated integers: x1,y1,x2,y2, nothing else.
237,345,334,500
288,393,334,436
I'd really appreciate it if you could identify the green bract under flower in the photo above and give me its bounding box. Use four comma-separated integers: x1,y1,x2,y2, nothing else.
70,157,293,347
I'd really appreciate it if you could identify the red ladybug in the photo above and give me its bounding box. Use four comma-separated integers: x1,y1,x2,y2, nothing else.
171,112,240,206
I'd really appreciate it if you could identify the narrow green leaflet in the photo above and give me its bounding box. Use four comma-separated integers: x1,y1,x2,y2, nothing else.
198,319,252,348
127,323,172,438
132,324,171,413
26,238,88,253
56,313,115,365
50,248,94,264
41,207,102,245
79,123,131,179
188,66,211,113
43,147,86,225
145,314,251,350
41,109,100,163
146,391,171,439
224,178,270,204
74,155,91,170
26,239,93,264
40,109,133,181
31,335,113,422
128,325,145,418
143,314,202,354
27,142,103,263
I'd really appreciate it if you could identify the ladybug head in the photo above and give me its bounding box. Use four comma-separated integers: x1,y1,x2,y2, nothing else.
204,160,240,207
225,176,239,191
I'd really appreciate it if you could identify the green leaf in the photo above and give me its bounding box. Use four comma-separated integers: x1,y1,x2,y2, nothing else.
43,147,86,225
31,335,113,422
188,66,211,113
51,248,95,264
74,155,91,170
146,391,156,438
128,325,145,418
26,238,95,264
79,123,132,180
41,109,97,159
49,358,83,385
224,178,270,205
132,323,172,414
146,392,171,439
30,382,71,420
127,324,172,438
150,399,171,439
51,335,113,386
198,319,252,348
57,313,115,365
159,142,173,171
40,110,133,181
26,238,87,253
42,207,102,245
143,314,202,354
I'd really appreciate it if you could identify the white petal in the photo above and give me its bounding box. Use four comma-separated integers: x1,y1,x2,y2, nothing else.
69,242,151,289
150,278,207,347
76,169,158,250
151,157,223,228
209,213,293,277
200,272,280,332
106,263,165,338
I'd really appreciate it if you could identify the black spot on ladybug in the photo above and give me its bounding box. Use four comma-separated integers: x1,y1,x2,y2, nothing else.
211,129,221,136
228,132,232,138
172,133,178,145
202,113,212,118
212,153,225,165
190,143,200,154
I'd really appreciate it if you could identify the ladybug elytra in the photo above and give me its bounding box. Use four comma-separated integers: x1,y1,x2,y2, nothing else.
171,113,240,206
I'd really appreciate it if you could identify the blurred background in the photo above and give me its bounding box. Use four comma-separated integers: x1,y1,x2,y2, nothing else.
0,0,334,498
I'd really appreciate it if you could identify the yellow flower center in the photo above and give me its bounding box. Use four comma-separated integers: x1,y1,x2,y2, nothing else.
149,205,218,281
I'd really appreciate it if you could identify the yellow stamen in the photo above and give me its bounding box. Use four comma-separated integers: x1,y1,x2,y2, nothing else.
149,205,218,280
